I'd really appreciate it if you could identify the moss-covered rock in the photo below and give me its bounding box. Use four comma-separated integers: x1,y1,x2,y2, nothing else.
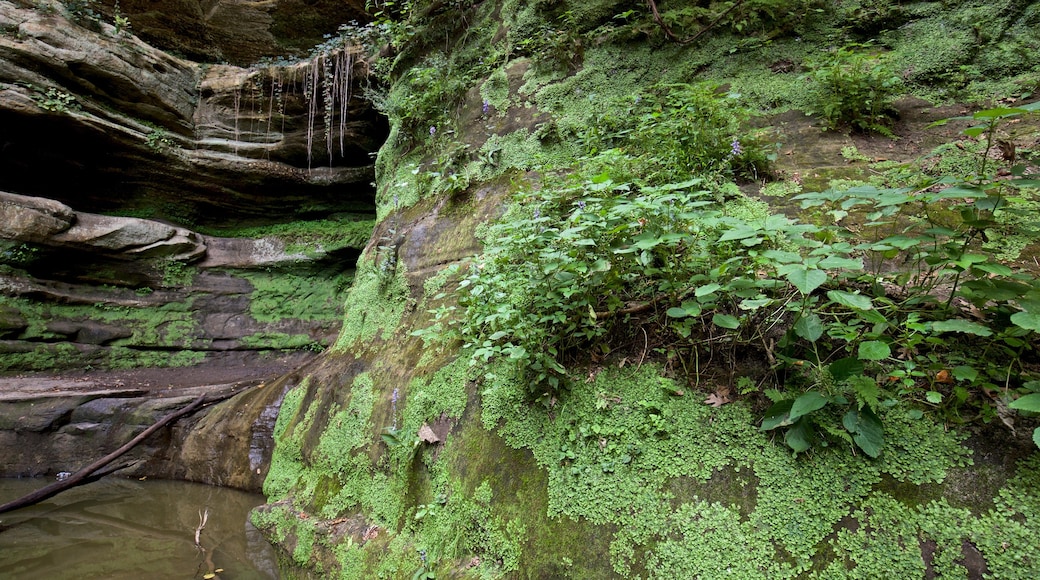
252,1,1040,577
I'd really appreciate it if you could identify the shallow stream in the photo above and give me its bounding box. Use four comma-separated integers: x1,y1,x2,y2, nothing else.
0,478,279,579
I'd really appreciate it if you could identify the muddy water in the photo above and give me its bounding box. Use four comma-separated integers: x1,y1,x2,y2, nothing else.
0,478,279,579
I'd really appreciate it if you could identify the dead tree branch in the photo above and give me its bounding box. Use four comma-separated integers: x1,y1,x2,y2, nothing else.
646,0,746,45
0,394,207,515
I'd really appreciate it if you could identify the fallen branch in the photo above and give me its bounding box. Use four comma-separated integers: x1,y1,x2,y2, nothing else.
646,0,746,45
0,394,206,515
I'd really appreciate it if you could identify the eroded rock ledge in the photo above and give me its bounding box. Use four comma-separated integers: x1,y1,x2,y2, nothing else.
0,0,387,226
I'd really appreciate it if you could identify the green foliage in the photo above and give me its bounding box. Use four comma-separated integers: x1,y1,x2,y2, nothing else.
791,104,1040,449
806,44,903,135
459,172,779,402
641,0,826,40
457,82,780,402
61,0,98,25
585,82,776,183
239,270,353,324
158,259,195,288
333,255,411,351
144,123,172,152
461,97,1040,457
30,86,79,113
478,362,970,575
112,1,131,37
0,243,41,268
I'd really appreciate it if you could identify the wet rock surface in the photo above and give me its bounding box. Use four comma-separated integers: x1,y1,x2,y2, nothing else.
0,351,314,490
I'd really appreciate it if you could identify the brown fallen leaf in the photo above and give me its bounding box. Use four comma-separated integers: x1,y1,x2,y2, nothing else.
704,393,730,407
418,424,440,444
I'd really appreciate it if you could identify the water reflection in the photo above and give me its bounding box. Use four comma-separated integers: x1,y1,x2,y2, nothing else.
0,478,278,579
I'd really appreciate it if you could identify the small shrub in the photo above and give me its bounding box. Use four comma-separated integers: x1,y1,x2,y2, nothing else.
585,82,776,184
806,44,903,135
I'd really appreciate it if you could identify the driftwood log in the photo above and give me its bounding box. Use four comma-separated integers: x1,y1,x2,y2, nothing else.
0,394,206,515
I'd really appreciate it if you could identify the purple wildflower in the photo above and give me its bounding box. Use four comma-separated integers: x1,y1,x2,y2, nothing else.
429,126,436,136
482,99,490,114
730,139,743,157
578,200,586,210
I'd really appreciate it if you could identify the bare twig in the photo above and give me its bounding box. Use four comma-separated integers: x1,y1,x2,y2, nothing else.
195,507,210,547
645,0,746,45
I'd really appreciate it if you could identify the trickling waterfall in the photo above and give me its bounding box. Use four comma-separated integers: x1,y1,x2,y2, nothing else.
217,41,362,170
300,44,358,170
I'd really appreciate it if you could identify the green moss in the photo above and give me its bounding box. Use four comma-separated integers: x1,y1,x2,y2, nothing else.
239,270,352,324
240,332,323,351
265,378,310,499
333,256,412,351
646,501,795,578
196,216,375,256
0,292,211,371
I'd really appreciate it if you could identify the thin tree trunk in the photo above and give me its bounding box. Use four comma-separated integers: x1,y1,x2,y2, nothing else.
0,394,206,515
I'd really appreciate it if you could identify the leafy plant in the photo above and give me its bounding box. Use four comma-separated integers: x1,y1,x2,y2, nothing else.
806,44,904,135
113,1,131,37
585,82,776,184
61,0,99,26
31,86,78,113
646,0,826,41
459,95,1040,457
145,124,173,152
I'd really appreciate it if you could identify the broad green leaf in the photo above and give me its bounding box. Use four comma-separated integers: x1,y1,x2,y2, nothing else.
761,399,795,430
828,357,865,381
844,407,884,458
794,314,824,342
761,249,802,263
712,313,741,329
739,297,773,310
1009,393,1040,413
818,256,863,269
1011,311,1040,331
719,225,759,242
972,262,1013,276
952,366,978,382
790,391,828,421
973,106,1027,119
930,319,994,336
1033,426,1040,450
858,341,891,361
925,391,943,404
827,290,873,310
696,283,722,297
666,307,689,318
787,268,828,295
633,233,664,249
654,177,704,191
785,419,813,454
